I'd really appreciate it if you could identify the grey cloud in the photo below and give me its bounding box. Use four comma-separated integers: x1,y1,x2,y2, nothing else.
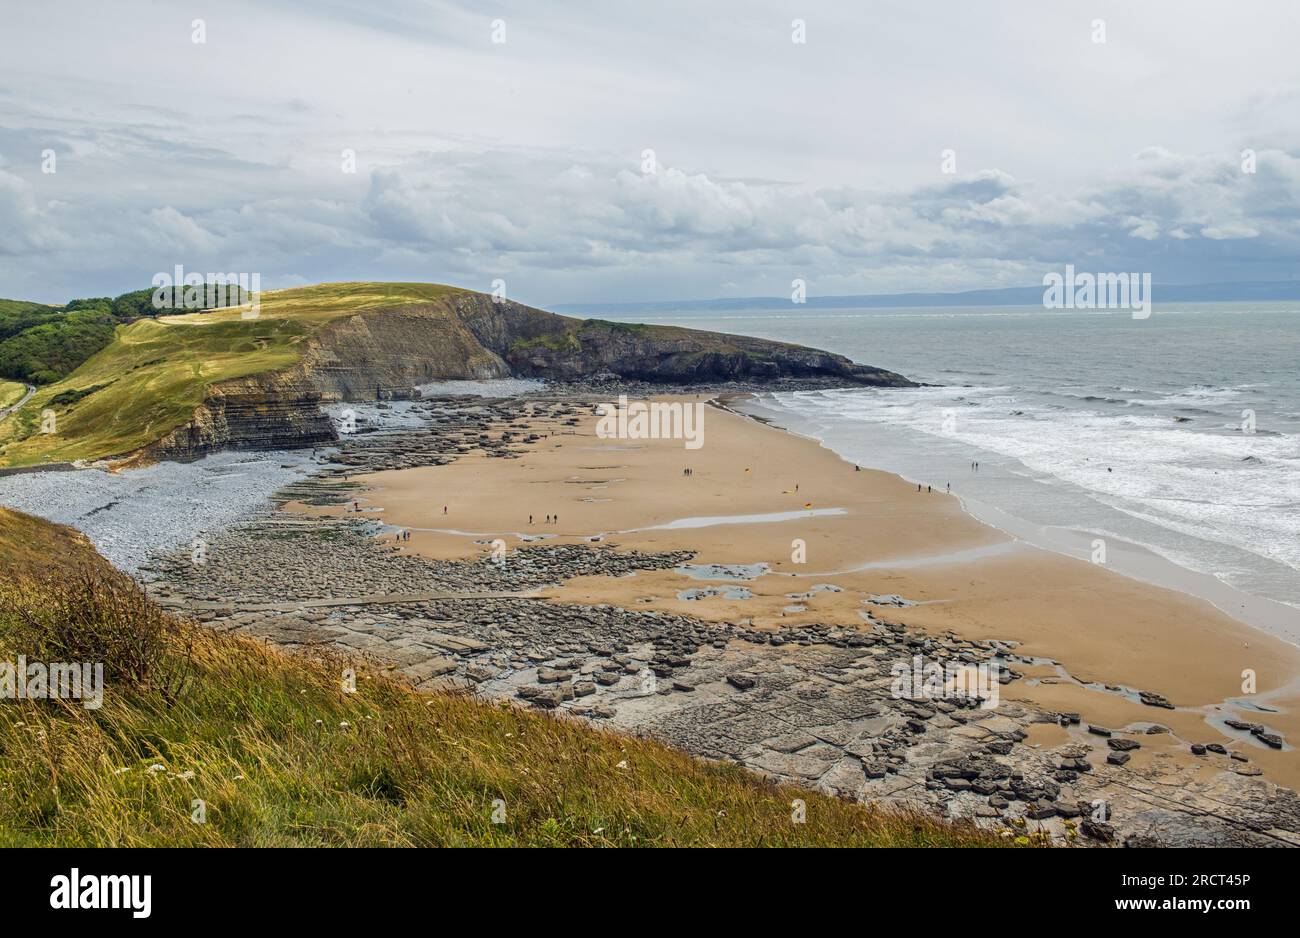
2,0,1299,302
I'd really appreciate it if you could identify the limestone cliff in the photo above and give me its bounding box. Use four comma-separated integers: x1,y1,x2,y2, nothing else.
140,290,913,461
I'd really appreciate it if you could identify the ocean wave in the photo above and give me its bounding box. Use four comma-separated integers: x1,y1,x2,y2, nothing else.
770,386,1300,575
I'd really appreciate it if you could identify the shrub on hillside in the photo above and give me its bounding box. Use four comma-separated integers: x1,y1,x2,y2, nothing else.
0,569,193,702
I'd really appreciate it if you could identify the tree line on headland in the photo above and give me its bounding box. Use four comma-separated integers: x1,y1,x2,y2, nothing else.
0,288,243,386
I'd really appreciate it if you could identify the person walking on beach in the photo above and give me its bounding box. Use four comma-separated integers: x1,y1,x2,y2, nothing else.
917,483,921,492
529,514,533,525
927,485,932,493
946,483,950,492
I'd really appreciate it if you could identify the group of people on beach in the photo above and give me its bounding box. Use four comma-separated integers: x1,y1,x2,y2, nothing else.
910,460,984,495
528,514,560,524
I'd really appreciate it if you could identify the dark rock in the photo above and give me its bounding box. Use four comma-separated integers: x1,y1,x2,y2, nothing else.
1026,800,1057,819
1081,819,1116,843
1139,691,1174,710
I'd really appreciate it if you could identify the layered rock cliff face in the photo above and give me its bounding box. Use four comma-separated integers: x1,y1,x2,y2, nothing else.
141,291,913,460
452,293,914,387
143,375,336,462
293,301,512,397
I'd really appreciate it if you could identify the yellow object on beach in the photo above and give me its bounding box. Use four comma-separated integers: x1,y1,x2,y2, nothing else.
804,502,813,509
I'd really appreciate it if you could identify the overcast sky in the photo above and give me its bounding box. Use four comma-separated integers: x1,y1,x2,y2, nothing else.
2,0,1299,306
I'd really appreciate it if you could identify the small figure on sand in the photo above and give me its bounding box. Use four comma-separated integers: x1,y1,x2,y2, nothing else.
443,505,448,514
917,483,921,492
529,514,533,525
927,485,932,493
946,483,950,492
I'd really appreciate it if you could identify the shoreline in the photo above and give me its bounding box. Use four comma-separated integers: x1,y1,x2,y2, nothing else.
728,393,1300,649
7,385,1299,844
312,391,1300,794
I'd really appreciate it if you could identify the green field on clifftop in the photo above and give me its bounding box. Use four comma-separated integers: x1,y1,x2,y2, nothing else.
0,283,463,467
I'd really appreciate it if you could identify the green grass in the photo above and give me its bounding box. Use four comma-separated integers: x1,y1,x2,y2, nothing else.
0,283,464,466
0,380,25,410
0,299,53,317
0,507,1010,847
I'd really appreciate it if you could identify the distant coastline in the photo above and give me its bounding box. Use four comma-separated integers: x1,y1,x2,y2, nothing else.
554,280,1300,315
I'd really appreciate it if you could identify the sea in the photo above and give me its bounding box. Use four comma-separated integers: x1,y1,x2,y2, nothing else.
595,302,1300,638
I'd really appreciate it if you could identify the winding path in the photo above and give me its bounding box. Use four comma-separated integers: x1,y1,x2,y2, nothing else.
0,384,34,424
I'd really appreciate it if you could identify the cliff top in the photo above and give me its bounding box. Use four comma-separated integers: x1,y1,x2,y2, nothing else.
0,283,466,466
0,281,909,467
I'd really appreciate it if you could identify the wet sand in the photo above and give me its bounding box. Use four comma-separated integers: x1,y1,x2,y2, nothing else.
303,395,1300,789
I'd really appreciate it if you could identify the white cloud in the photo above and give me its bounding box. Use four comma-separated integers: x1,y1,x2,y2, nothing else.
1,0,1298,303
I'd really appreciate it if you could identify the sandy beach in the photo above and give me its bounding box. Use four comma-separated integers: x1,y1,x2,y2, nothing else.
301,394,1300,790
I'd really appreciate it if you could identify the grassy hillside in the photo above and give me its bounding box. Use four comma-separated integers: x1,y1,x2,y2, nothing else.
0,507,1005,847
0,299,53,317
0,283,463,467
0,289,254,387
0,380,26,410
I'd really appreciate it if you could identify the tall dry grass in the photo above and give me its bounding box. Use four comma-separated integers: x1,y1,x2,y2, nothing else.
0,569,1009,847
